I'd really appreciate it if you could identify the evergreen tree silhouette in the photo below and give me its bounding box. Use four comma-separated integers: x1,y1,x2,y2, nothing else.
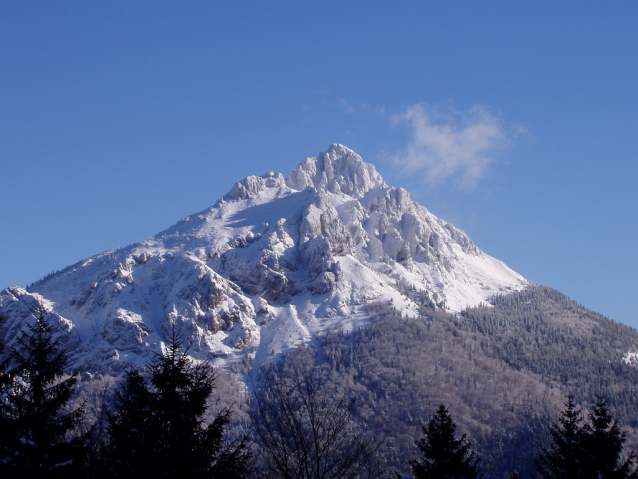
0,309,86,478
581,397,638,479
535,395,586,479
106,324,251,478
410,404,482,479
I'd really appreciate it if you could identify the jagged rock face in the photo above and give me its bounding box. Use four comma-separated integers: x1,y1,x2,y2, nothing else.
285,144,384,197
0,144,526,374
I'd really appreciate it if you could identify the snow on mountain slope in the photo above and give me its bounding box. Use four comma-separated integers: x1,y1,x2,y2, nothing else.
0,144,527,374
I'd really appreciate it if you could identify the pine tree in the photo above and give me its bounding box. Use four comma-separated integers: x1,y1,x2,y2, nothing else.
581,397,638,479
103,369,155,476
535,395,638,479
106,326,251,478
0,310,86,478
535,395,586,479
410,404,482,479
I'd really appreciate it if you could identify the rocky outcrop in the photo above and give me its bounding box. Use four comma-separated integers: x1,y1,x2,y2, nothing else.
0,144,526,375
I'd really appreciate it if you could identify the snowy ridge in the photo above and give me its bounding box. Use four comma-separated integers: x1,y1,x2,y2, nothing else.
0,144,527,375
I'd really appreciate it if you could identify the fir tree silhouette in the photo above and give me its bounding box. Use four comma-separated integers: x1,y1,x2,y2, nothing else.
535,395,586,479
106,323,251,478
0,309,86,478
535,395,638,479
410,404,482,479
581,397,637,479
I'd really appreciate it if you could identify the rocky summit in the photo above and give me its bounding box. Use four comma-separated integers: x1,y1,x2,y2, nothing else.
0,144,526,375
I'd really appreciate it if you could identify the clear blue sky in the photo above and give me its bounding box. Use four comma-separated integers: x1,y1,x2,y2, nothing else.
1,2,637,327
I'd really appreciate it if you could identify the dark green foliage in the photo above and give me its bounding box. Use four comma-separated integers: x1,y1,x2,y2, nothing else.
581,397,638,478
535,396,587,479
0,310,86,478
581,397,638,479
410,404,481,479
535,396,638,479
106,327,251,478
104,370,153,475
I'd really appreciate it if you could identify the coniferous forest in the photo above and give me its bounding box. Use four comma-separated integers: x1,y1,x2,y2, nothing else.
2,285,638,478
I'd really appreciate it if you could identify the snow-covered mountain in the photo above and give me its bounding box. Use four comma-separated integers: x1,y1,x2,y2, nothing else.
0,144,527,374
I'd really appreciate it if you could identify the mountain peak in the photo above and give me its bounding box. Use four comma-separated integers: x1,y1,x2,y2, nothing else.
286,144,385,198
0,144,527,376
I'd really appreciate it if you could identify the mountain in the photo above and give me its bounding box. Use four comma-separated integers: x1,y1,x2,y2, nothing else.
4,144,638,478
0,144,526,375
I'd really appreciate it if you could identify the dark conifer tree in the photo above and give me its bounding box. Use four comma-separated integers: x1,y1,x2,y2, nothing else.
535,395,587,479
103,370,154,476
535,395,638,479
0,310,86,478
106,326,251,478
581,397,638,479
410,404,482,479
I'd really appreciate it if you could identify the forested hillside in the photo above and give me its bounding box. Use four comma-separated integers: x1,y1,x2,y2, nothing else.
461,285,638,425
3,284,638,477
279,284,638,477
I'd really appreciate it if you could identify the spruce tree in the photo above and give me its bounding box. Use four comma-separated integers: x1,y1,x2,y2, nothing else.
106,326,251,478
535,395,638,479
0,310,86,478
104,370,155,475
535,395,586,479
410,404,482,479
581,397,638,479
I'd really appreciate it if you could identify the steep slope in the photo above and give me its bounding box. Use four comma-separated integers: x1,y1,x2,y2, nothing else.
0,144,526,374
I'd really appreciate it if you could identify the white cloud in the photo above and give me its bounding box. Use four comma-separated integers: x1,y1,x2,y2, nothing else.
391,103,510,189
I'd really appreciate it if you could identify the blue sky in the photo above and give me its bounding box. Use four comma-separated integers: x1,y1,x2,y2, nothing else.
1,2,637,327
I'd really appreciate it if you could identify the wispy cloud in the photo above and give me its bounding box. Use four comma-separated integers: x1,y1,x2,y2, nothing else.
338,98,355,114
391,103,512,189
